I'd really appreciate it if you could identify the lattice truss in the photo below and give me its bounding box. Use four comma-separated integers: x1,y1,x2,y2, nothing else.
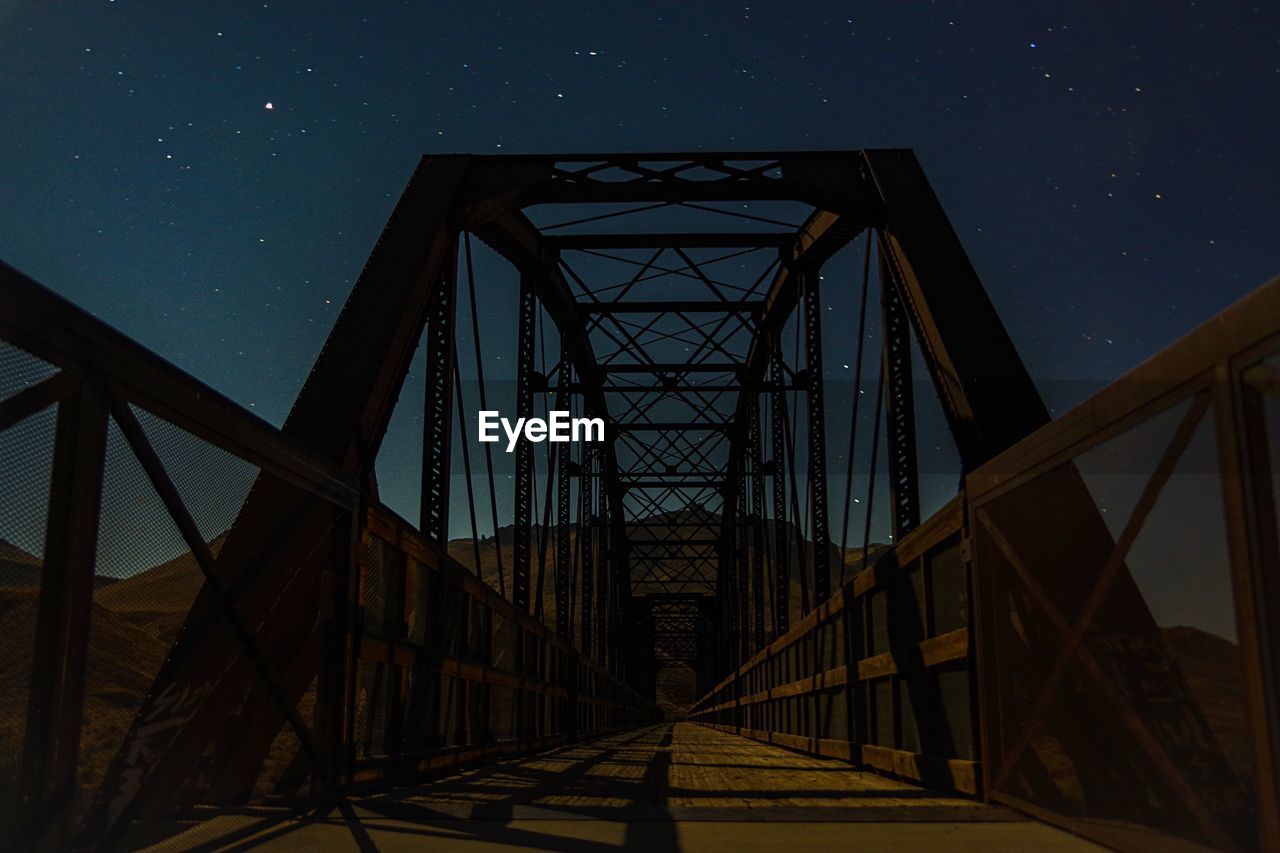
450,150,1040,665
530,177,806,599
646,596,705,668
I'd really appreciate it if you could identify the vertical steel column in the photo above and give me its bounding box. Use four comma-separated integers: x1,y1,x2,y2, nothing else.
612,530,629,679
597,488,610,666
719,482,740,672
1231,367,1280,848
512,268,538,612
579,446,594,658
314,505,360,799
803,271,832,605
769,337,790,636
607,489,625,674
737,475,751,664
878,240,921,540
554,355,572,641
420,242,459,543
750,401,767,648
21,381,108,850
609,543,621,675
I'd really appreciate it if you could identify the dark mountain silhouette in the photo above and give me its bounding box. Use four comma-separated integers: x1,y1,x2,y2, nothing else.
0,538,118,590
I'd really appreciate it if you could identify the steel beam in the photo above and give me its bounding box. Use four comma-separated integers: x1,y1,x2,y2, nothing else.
737,474,751,664
614,421,731,431
420,242,458,543
618,480,726,489
750,404,766,648
513,268,538,613
455,152,880,214
585,301,762,315
599,363,742,374
554,355,572,640
281,155,470,470
547,233,792,250
879,240,920,539
21,382,107,849
803,272,832,606
579,445,595,658
597,491,611,666
553,384,789,393
769,339,790,636
630,539,721,546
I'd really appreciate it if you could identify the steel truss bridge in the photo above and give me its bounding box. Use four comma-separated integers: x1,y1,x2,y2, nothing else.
0,151,1277,851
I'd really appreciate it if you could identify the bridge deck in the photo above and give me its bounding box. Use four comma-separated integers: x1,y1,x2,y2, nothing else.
140,724,1100,851
375,722,982,812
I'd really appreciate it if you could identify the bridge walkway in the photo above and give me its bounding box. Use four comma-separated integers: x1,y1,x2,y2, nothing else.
139,723,1099,851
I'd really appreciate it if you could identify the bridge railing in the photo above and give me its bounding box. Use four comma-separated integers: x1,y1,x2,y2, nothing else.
350,504,659,786
0,263,364,847
686,495,978,794
0,263,656,849
689,276,1280,851
968,275,1280,852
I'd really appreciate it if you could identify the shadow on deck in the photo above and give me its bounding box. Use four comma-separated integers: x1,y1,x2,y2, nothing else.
132,723,1099,851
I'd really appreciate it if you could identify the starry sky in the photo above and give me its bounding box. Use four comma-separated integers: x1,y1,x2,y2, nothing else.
1,2,1278,568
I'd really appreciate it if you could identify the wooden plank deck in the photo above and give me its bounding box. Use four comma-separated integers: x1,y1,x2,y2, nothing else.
136,724,1104,850
381,722,990,813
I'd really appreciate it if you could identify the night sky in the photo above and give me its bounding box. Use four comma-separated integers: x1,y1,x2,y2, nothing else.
2,1,1278,573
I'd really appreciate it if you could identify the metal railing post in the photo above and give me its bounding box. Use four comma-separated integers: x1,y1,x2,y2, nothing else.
20,380,108,850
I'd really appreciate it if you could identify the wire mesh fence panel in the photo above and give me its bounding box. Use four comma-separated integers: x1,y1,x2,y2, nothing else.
467,682,488,745
491,684,515,741
251,675,316,800
899,674,920,753
81,458,347,834
868,589,888,656
817,690,843,739
75,418,203,825
469,600,489,663
0,402,56,837
871,677,893,747
974,392,1256,850
406,558,430,646
443,586,466,657
439,675,462,747
0,341,58,403
927,537,965,636
131,405,259,548
362,536,404,640
936,662,974,760
492,613,517,673
354,660,391,759
399,667,436,753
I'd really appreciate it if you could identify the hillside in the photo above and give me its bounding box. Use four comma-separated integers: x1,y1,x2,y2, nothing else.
1162,624,1252,787
446,509,887,643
